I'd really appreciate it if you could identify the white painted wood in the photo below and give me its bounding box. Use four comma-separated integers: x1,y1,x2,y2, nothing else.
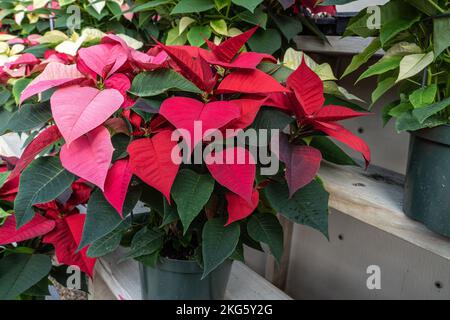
283,162,450,299
286,210,450,300
91,247,292,300
294,35,384,55
336,0,388,12
319,162,450,260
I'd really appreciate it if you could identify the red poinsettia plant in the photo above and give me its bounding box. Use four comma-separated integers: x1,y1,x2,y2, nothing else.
0,27,370,285
0,157,93,299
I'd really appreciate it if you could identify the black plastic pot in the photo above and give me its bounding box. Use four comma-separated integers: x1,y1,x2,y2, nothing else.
139,258,232,300
404,125,450,237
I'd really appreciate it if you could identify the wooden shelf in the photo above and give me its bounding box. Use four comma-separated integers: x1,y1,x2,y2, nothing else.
320,162,450,261
294,35,384,55
91,247,292,300
88,162,450,299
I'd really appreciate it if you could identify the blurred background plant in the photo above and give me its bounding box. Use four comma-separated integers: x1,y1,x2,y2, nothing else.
0,0,339,57
340,0,450,132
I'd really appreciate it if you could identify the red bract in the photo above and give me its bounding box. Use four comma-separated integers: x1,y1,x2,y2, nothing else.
159,97,241,153
287,59,325,116
8,125,62,182
204,51,276,70
0,180,95,276
123,109,144,134
279,59,371,165
43,213,96,277
225,189,260,226
60,126,114,190
65,180,92,211
105,73,131,96
205,147,256,203
0,214,55,246
104,159,133,217
35,183,96,276
156,42,216,93
277,134,322,197
202,27,276,69
226,97,268,130
128,130,181,203
216,69,289,95
206,26,259,63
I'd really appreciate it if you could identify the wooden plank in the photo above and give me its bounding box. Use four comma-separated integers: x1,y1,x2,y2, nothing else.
336,0,388,11
319,162,450,260
294,35,384,55
264,215,293,290
92,248,292,300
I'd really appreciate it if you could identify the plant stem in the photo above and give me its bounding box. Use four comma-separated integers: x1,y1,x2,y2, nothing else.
225,0,232,18
427,0,446,13
407,78,422,86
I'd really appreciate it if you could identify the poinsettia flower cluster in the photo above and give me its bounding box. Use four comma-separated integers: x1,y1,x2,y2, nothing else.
0,35,71,83
0,155,95,276
0,35,167,276
18,27,369,221
16,34,168,214
131,26,369,225
0,178,96,276
2,28,370,277
12,0,60,26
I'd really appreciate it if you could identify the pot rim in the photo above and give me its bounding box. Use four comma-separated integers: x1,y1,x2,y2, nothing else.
411,124,450,146
155,257,204,274
142,256,233,275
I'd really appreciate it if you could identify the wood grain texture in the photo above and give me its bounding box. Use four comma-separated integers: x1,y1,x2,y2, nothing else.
91,247,292,300
320,162,450,260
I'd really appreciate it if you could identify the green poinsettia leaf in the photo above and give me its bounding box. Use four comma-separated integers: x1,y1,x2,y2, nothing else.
202,218,240,278
15,157,75,228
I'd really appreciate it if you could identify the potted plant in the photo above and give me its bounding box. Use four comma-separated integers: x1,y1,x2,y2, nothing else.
7,28,369,300
341,0,450,236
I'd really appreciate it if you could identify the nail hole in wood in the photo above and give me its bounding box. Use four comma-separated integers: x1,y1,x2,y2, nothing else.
353,183,366,187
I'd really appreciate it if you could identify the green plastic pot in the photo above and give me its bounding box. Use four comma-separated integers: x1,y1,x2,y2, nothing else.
139,258,232,300
404,125,450,237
